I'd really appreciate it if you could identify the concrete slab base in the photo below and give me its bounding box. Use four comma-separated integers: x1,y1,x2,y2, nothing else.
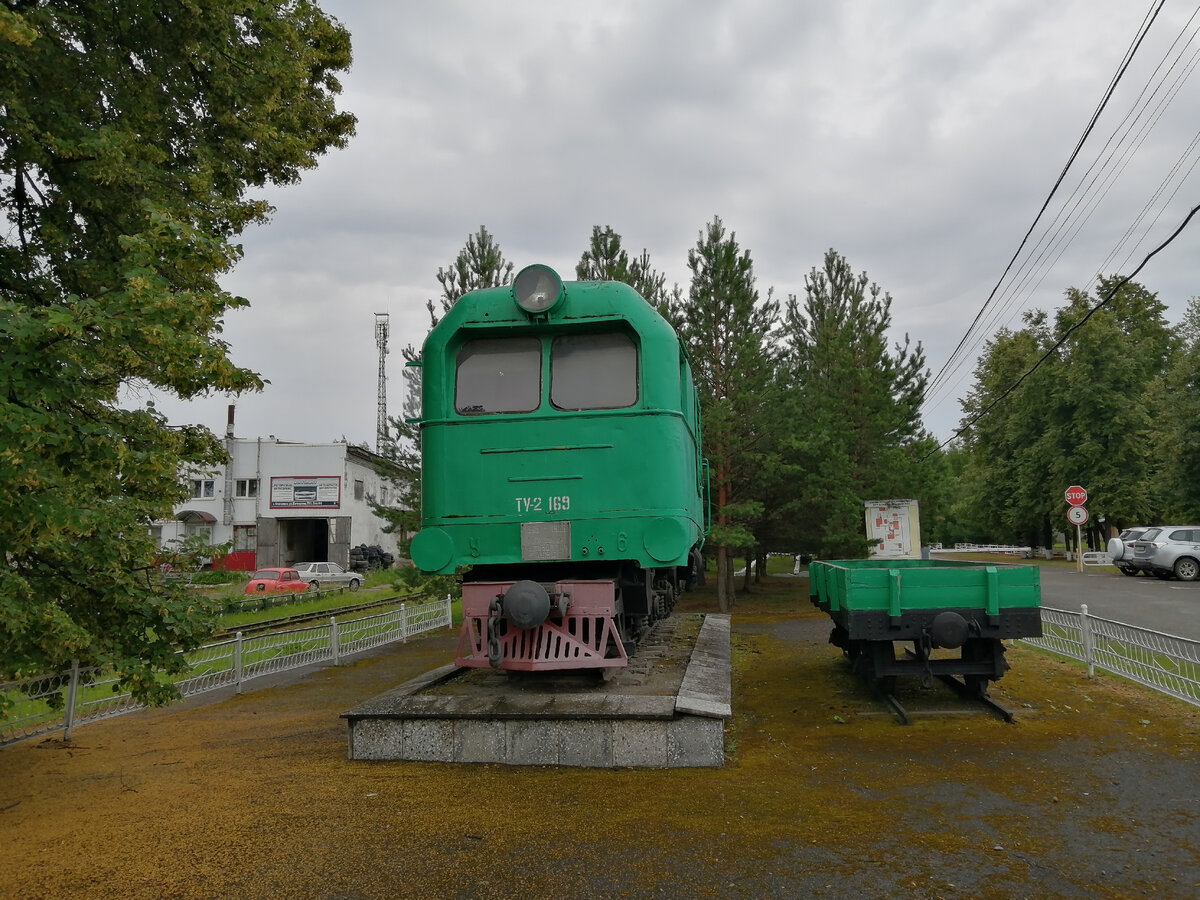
342,613,730,768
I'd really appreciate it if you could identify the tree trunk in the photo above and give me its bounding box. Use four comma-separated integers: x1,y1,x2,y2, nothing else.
716,546,734,612
742,553,752,592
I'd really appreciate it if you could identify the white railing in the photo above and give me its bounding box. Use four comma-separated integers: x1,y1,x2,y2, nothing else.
930,543,1033,555
1024,605,1200,708
0,595,454,746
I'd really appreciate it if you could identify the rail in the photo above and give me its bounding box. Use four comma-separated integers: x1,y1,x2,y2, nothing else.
0,595,454,747
1023,604,1200,708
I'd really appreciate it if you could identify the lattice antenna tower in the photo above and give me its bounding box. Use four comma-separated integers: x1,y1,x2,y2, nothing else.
374,312,389,450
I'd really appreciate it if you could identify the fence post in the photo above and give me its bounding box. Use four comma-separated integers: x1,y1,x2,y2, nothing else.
400,603,408,643
446,593,454,629
1079,603,1095,679
234,631,244,694
330,616,341,666
63,660,80,742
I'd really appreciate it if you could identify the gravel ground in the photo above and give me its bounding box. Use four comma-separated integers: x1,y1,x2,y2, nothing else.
2,603,1198,900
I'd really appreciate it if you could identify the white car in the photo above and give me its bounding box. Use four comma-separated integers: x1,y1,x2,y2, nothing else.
293,561,362,591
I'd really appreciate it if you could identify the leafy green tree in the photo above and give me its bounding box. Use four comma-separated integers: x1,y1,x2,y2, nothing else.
779,250,931,558
0,1,354,703
1162,297,1200,520
674,217,780,610
955,277,1175,548
1045,279,1174,539
956,318,1057,546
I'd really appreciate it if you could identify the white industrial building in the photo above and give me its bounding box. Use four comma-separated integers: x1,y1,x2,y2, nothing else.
155,410,402,571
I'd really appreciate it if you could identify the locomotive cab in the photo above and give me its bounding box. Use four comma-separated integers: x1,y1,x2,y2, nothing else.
410,265,706,671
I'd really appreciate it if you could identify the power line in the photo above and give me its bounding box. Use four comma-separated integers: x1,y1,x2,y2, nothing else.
923,200,1200,458
925,0,1168,406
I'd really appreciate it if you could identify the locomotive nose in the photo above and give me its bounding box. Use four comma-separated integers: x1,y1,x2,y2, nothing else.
503,580,551,630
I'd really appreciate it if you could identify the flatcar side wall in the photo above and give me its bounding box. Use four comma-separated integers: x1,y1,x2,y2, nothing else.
809,559,1043,641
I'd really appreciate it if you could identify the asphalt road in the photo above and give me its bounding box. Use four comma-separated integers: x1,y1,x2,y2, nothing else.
1037,564,1200,640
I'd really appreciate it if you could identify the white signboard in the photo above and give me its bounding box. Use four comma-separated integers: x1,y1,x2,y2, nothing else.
270,476,341,509
864,499,921,558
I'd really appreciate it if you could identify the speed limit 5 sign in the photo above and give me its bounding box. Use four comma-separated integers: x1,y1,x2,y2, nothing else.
1067,505,1088,525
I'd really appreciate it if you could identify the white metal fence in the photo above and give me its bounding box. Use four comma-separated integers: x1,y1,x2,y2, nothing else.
1024,604,1200,708
0,596,454,747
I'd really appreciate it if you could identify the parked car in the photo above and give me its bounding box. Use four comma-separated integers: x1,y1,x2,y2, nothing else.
1106,527,1150,576
1127,527,1200,581
293,561,363,591
244,568,312,594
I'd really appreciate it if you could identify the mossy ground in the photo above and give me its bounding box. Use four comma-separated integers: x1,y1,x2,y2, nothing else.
1,575,1197,899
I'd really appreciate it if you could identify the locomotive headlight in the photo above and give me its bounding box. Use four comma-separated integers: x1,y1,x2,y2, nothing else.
513,264,565,315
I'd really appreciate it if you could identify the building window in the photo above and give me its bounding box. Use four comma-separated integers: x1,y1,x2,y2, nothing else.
234,525,257,552
190,479,215,499
184,522,213,540
354,479,365,500
148,525,163,546
235,478,259,498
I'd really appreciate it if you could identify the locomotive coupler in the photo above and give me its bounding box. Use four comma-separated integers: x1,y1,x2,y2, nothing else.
486,597,503,668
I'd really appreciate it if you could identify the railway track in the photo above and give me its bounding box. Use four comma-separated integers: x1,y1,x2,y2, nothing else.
878,675,1015,725
212,593,424,638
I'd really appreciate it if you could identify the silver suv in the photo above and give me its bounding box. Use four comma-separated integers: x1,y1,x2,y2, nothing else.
1107,527,1150,576
1127,527,1200,581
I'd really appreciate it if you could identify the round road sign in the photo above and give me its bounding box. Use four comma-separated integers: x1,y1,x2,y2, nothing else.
1067,505,1089,525
1065,485,1088,506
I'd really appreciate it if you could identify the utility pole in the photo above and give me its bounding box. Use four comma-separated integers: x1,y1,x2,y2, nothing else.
374,312,389,451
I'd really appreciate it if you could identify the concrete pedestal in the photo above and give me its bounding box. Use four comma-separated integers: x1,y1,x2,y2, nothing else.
342,614,730,768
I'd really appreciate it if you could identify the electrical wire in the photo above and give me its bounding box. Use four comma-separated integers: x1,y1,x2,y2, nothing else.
925,0,1168,407
922,200,1200,458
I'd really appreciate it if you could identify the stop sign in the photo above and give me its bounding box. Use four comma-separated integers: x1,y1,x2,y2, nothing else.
1065,485,1088,506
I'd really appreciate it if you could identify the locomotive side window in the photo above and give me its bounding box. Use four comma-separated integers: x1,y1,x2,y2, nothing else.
455,337,542,415
550,332,638,410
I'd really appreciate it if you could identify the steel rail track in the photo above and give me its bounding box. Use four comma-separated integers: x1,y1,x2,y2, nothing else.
213,593,425,638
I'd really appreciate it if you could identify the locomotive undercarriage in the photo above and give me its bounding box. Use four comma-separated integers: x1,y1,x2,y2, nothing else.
455,562,687,672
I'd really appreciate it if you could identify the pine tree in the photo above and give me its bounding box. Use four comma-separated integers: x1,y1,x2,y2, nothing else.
379,228,514,554
576,225,673,314
427,226,514,327
780,250,930,558
675,217,780,610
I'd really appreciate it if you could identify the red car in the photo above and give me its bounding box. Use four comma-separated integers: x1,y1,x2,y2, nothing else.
244,568,311,594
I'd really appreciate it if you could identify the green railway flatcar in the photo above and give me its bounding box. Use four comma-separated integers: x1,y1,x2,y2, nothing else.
409,264,707,671
809,557,1042,694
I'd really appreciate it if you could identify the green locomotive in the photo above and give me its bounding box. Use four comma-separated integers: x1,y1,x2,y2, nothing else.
409,264,707,671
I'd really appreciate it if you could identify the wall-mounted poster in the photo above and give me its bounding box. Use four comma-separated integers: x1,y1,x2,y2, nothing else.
270,476,341,509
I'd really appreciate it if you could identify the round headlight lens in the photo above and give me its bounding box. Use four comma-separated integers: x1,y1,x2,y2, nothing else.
513,264,564,314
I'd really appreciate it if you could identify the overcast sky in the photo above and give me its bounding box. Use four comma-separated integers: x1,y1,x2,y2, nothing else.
142,0,1200,446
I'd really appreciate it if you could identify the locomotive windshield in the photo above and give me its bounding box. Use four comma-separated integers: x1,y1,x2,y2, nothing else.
550,332,637,410
455,337,541,415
